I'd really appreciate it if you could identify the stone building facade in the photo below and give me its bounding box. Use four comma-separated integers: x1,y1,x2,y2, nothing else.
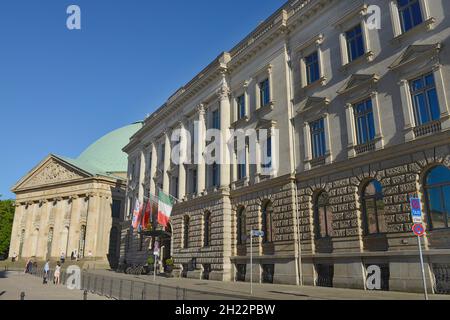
9,123,141,268
122,0,450,293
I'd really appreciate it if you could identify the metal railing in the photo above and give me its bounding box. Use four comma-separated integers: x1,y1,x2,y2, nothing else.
3,265,248,300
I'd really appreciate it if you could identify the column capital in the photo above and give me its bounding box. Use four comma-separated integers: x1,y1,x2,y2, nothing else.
216,86,230,101
197,104,206,115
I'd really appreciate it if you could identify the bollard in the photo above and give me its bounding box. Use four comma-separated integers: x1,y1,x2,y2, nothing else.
110,278,113,298
20,292,25,300
83,290,88,301
101,277,105,296
176,286,180,300
119,279,123,300
158,284,161,301
183,288,187,301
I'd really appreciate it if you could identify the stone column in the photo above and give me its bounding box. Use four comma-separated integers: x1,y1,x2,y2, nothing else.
85,194,99,258
9,204,24,258
178,120,187,200
67,196,80,258
218,85,231,189
196,104,206,195
163,131,172,194
139,149,146,203
399,79,415,142
150,143,157,196
345,103,356,158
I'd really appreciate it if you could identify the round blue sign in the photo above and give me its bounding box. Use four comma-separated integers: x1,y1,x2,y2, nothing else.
412,224,425,237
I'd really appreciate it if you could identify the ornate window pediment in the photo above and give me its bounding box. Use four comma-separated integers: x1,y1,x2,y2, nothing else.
389,43,441,74
337,74,379,96
297,96,330,114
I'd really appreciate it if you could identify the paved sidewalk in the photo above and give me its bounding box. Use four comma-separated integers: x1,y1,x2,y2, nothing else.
0,271,108,300
87,269,450,300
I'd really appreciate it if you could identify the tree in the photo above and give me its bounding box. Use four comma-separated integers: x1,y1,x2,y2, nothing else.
0,199,15,259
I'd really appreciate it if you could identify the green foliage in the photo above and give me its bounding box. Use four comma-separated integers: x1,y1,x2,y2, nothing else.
165,258,174,266
0,199,15,258
147,255,155,265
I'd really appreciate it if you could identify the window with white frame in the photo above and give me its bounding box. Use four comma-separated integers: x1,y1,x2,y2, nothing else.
409,73,440,126
297,34,325,89
397,0,423,33
389,43,447,141
345,24,365,63
353,98,376,146
305,51,320,85
310,118,326,160
389,0,433,38
259,78,271,107
236,94,246,120
335,5,373,67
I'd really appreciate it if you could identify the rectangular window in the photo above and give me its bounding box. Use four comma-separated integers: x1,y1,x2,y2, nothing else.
237,148,247,180
192,169,198,194
259,78,270,107
212,110,220,130
310,118,326,159
112,200,121,219
398,0,423,33
262,136,272,169
410,73,440,126
354,99,376,145
212,163,220,187
345,24,365,62
305,51,320,85
237,95,246,120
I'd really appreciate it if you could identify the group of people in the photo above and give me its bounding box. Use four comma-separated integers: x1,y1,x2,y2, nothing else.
24,259,37,274
42,260,62,285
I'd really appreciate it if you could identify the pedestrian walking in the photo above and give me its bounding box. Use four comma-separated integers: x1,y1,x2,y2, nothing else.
11,252,17,263
43,260,50,284
24,259,32,274
54,262,61,285
60,252,65,264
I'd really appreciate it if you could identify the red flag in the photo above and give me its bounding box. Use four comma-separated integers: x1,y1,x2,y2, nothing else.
142,200,152,230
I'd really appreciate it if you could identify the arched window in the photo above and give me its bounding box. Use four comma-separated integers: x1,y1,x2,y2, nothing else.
425,165,450,230
361,180,386,235
237,207,246,245
314,192,333,239
183,216,190,249
204,212,212,247
262,201,274,243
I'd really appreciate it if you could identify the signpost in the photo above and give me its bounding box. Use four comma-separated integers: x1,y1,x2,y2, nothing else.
410,197,428,300
250,230,264,295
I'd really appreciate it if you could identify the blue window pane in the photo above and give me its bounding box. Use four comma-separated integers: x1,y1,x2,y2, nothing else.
427,187,446,229
427,89,440,121
411,2,423,26
413,93,429,125
367,112,376,140
412,78,424,91
425,74,435,86
427,166,450,186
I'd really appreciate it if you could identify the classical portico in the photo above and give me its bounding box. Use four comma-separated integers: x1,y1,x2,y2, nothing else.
9,123,141,267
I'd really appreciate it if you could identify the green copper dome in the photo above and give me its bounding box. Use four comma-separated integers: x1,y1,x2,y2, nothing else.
76,122,142,174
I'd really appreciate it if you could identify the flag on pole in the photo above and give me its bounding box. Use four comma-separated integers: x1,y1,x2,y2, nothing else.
142,199,152,230
157,190,174,227
132,199,142,230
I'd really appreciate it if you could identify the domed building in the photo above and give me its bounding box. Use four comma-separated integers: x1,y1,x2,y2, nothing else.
9,122,142,268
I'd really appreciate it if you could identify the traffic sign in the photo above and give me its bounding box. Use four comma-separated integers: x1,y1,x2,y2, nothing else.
412,224,426,237
410,198,423,224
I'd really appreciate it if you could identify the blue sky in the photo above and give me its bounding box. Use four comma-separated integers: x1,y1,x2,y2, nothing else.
0,0,284,199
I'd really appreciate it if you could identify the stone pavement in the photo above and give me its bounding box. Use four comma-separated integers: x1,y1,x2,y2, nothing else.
86,269,450,300
0,271,108,300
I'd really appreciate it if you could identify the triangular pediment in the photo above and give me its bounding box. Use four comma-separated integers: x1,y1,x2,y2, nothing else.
298,96,330,113
12,155,91,192
389,43,441,70
337,74,379,95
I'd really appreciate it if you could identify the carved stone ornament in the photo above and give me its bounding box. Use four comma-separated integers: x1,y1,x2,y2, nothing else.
22,159,85,189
